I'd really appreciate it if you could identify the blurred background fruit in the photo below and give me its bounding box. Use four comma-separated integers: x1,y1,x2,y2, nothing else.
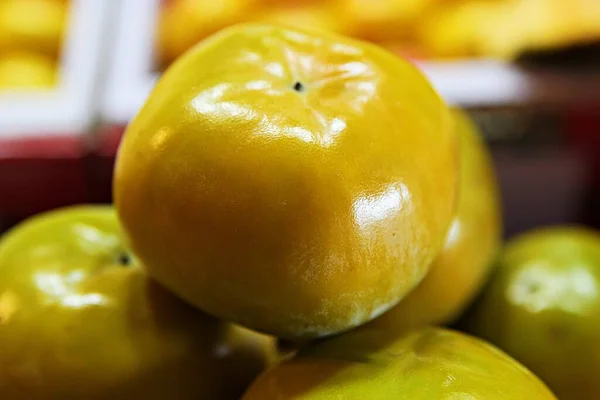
462,227,600,400
251,3,344,36
336,0,433,41
419,0,600,59
0,0,68,91
156,0,255,67
0,0,67,57
243,327,556,399
154,0,600,66
418,0,510,59
0,51,57,89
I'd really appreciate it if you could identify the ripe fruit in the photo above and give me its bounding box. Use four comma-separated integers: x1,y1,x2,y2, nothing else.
0,206,275,399
417,0,600,59
369,109,501,331
156,0,252,66
243,327,556,399
0,52,57,89
338,0,433,42
0,0,67,57
115,24,458,339
252,4,344,35
463,227,600,400
417,0,504,59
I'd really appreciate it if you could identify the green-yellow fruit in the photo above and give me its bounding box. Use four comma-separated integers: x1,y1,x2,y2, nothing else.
463,227,600,400
0,205,275,399
114,23,458,339
369,108,501,331
243,326,556,399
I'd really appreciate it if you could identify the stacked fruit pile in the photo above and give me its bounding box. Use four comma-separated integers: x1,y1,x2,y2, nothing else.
0,0,68,90
1,24,599,399
156,0,600,67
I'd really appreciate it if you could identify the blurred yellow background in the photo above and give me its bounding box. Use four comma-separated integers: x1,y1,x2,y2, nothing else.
0,0,69,90
155,0,600,68
0,0,599,91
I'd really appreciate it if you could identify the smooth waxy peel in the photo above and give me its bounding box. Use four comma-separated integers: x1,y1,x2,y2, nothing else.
115,23,458,339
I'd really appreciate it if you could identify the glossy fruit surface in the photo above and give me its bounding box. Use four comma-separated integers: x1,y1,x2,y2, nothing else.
243,326,556,399
369,109,501,331
463,227,600,400
0,206,275,399
0,52,57,89
115,23,458,339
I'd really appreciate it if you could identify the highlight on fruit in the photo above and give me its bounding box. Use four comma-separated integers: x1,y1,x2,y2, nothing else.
3,2,599,397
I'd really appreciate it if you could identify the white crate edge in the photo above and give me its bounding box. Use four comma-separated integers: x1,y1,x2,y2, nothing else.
0,0,113,139
102,0,159,127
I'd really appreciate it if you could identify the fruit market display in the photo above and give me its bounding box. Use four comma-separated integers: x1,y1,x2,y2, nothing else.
2,21,599,399
0,0,68,90
156,0,600,67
